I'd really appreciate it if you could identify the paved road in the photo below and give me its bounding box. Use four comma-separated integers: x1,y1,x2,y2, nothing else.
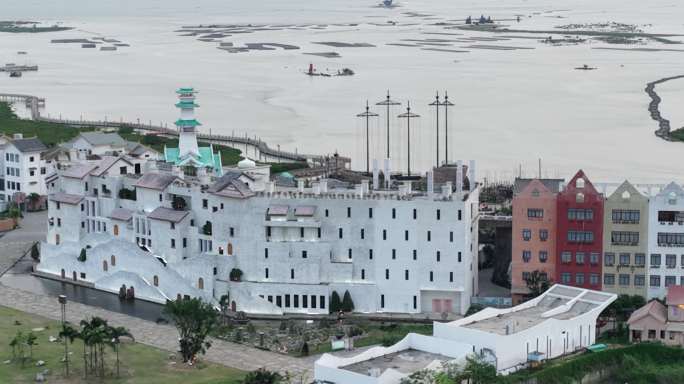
0,212,316,378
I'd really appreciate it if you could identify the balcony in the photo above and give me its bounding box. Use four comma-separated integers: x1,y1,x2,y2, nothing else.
263,218,321,228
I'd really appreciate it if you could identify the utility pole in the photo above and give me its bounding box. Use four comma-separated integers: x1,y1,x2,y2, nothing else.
442,91,454,165
356,101,378,174
428,92,440,167
376,91,400,159
397,102,420,176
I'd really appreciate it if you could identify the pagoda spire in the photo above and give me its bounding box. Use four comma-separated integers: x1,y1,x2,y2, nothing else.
176,87,200,158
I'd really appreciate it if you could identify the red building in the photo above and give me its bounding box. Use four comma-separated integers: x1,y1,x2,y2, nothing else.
556,170,604,289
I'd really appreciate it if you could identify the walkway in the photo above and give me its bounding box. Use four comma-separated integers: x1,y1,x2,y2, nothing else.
0,212,316,378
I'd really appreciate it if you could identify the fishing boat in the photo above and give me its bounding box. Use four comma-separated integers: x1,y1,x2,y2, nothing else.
383,0,393,7
9,71,22,78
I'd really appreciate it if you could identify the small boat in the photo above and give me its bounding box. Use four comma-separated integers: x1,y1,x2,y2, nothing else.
383,0,393,7
9,71,22,78
17,51,27,55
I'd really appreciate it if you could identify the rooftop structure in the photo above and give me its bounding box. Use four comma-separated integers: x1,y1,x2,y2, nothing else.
315,284,615,383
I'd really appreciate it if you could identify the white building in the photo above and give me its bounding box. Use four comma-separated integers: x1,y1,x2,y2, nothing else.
67,132,127,157
0,134,50,206
314,284,616,384
647,182,684,299
37,89,481,316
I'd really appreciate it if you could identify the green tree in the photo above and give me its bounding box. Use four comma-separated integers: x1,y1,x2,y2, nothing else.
78,248,87,262
459,355,497,384
525,270,552,299
25,332,37,359
466,303,486,316
7,202,21,227
330,291,341,313
58,323,80,377
219,294,230,325
163,297,219,363
108,326,133,378
341,290,355,312
242,368,282,384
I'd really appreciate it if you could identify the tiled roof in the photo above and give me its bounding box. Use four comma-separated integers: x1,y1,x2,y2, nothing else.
109,208,134,221
79,132,126,147
147,207,189,223
268,205,289,215
61,163,99,179
134,173,179,191
90,156,132,177
513,178,564,195
627,300,667,325
49,192,84,205
207,171,254,199
667,285,684,306
294,206,316,216
10,137,47,153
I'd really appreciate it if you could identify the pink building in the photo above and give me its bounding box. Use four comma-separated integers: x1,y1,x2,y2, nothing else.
511,179,563,304
628,286,684,345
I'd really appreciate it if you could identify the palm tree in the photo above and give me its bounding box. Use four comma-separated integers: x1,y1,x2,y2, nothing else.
59,323,79,377
108,326,133,378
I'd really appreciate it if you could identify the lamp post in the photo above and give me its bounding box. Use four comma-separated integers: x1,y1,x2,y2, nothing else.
356,101,378,174
375,91,400,159
397,102,420,177
58,295,69,376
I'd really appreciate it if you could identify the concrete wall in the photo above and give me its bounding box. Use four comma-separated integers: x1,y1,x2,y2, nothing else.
647,183,684,299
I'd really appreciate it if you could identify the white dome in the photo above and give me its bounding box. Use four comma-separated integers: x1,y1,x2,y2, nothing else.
237,158,256,169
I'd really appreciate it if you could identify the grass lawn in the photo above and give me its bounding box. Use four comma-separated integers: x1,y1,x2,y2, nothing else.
0,306,245,384
0,102,90,146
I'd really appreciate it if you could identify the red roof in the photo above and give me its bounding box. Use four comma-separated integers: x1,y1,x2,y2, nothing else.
667,285,684,306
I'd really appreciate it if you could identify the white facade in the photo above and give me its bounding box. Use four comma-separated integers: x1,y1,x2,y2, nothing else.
38,152,480,315
315,284,616,384
647,182,684,299
1,137,49,203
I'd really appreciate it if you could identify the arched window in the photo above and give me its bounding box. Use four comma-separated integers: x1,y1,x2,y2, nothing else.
198,277,204,290
576,178,585,189
669,191,677,205
576,192,585,203
103,260,108,272
113,224,119,236
111,255,116,266
153,275,159,286
227,243,233,255
621,191,631,200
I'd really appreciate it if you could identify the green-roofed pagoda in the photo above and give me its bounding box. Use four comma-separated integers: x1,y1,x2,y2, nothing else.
164,88,223,176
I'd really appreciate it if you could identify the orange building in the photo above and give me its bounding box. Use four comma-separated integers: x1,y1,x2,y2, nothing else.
511,179,563,304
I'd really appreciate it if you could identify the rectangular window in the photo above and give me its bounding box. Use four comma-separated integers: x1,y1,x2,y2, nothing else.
276,296,282,307
561,272,572,284
635,275,645,286
522,229,532,241
405,269,409,280
436,251,441,262
611,231,640,246
429,271,434,282
285,295,291,307
413,296,417,310
348,248,352,259
310,295,317,309
604,274,615,285
302,250,307,259
265,248,269,258
527,208,544,218
576,252,585,265
383,230,387,240
320,296,325,309
567,208,594,221
413,209,417,220
567,231,594,243
325,209,329,217
590,273,599,286
657,233,684,247
650,275,661,287
412,250,417,260
449,271,454,282
427,231,431,242
458,252,462,262
619,274,630,286
338,228,343,239
617,253,630,266
458,210,462,220
385,269,389,279
612,209,640,224
369,249,373,259
590,252,600,265
666,275,677,287
539,251,548,263
436,209,441,220
183,238,187,248
575,273,585,285
265,268,269,279
522,251,531,262
361,228,365,239
302,295,308,308
392,249,396,259
171,239,176,248
522,271,531,281
347,207,351,218
404,230,409,241
361,269,365,280
561,251,572,264
666,254,677,268
605,253,615,266
294,295,299,308
381,294,385,308
369,208,373,218
300,227,304,238
450,231,454,242
651,254,661,267
392,208,396,219
539,229,549,241
202,199,208,209
317,228,321,238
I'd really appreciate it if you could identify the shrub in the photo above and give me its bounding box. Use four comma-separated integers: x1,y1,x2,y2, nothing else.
77,248,87,262
30,243,40,261
466,303,485,316
381,334,401,347
242,368,282,384
341,290,355,312
229,268,243,282
330,291,341,313
118,188,137,200
118,125,134,135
